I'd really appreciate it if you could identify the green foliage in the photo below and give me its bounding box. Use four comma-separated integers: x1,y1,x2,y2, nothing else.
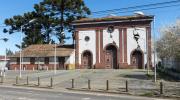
3,0,91,47
38,0,91,43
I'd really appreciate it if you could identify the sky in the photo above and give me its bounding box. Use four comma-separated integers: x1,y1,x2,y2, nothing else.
0,0,180,55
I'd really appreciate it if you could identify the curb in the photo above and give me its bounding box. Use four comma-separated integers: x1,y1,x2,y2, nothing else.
67,88,130,95
0,84,180,99
13,84,53,89
67,88,180,99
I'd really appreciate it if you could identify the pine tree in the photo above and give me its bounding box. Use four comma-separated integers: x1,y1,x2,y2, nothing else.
3,0,90,47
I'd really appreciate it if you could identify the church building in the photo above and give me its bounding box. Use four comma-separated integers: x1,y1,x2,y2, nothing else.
73,15,154,69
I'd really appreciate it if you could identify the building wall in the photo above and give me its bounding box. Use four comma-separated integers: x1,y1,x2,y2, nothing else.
78,30,96,65
10,57,46,64
127,27,147,66
9,56,75,70
76,26,151,69
103,29,119,48
10,64,57,70
65,51,75,64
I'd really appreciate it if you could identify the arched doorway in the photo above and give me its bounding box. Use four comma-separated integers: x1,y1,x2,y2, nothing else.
131,50,143,69
105,44,118,69
81,50,93,69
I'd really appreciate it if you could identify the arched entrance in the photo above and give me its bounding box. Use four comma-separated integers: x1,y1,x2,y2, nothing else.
105,44,118,69
81,50,93,69
131,50,143,69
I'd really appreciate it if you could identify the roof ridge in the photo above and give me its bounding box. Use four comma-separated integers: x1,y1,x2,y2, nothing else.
73,15,154,23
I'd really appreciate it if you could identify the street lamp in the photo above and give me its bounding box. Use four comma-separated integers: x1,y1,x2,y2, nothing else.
19,19,37,78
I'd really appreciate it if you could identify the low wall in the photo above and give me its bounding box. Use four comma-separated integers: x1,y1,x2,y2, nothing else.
10,64,66,70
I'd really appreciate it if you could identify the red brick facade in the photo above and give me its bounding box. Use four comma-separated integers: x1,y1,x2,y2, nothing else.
75,31,80,69
146,27,152,67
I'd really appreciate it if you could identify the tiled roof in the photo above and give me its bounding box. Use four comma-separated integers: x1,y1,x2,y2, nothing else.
10,44,74,57
72,15,153,24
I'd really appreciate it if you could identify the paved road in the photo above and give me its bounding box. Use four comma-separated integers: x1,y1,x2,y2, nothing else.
0,86,166,100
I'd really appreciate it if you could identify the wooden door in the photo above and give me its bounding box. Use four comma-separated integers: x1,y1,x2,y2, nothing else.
105,51,113,68
83,56,89,68
131,52,143,69
58,57,65,69
82,51,92,69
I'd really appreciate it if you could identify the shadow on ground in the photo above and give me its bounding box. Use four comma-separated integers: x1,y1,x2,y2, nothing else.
122,74,153,80
157,72,180,82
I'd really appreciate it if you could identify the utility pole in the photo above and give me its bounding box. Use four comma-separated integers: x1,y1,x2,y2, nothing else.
19,19,37,78
54,43,57,74
153,16,156,82
146,28,150,75
20,27,22,78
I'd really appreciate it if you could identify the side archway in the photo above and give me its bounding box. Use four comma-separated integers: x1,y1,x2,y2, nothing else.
81,50,93,69
130,49,144,69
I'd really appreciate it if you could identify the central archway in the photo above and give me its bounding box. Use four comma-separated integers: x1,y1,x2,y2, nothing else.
105,44,118,69
81,50,93,69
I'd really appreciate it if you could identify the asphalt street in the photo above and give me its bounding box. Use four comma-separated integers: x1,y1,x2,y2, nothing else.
0,86,166,100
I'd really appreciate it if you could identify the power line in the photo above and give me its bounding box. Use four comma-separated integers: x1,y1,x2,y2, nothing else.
92,0,180,14
92,0,180,15
92,3,180,16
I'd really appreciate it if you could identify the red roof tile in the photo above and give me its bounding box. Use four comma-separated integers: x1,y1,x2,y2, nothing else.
10,44,74,57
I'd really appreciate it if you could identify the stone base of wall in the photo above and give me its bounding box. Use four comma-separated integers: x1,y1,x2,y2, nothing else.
76,63,142,69
118,63,129,69
95,63,105,69
95,63,134,69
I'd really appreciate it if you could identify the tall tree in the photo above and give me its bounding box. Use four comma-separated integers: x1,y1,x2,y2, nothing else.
3,0,90,47
38,0,91,43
